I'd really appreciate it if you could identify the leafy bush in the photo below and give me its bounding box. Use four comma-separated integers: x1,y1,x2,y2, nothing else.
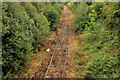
20,2,50,48
86,53,119,78
2,2,64,78
31,2,46,13
52,2,63,15
2,2,50,78
42,5,60,31
88,2,104,13
73,3,89,33
2,2,34,78
69,2,120,78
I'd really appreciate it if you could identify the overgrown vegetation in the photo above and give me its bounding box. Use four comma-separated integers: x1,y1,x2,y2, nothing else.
2,1,120,79
42,5,59,31
2,2,63,78
67,2,120,78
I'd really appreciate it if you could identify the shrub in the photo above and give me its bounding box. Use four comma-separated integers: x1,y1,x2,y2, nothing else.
42,5,60,31
86,53,119,78
2,2,34,78
20,2,50,48
69,2,120,78
73,3,89,33
2,2,50,78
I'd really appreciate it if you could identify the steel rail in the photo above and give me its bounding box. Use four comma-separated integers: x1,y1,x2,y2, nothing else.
44,7,71,78
44,50,56,77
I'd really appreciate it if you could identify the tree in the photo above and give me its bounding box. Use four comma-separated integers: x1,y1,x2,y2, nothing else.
73,2,89,33
42,5,60,31
20,2,50,48
2,2,34,78
31,2,46,13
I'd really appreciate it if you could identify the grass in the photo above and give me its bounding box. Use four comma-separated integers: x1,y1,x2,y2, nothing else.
12,46,50,78
68,35,89,78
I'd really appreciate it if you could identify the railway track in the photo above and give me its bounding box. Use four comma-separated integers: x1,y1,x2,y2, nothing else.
44,6,72,78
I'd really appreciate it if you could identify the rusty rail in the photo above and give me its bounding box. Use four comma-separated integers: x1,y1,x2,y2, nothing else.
44,7,71,78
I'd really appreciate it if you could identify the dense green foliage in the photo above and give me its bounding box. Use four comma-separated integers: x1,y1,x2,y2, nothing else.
2,2,63,78
20,2,50,48
2,1,119,79
67,2,120,78
42,5,60,31
2,3,34,78
32,2,63,31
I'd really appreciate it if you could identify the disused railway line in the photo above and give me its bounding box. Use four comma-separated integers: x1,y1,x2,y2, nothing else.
44,6,72,78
